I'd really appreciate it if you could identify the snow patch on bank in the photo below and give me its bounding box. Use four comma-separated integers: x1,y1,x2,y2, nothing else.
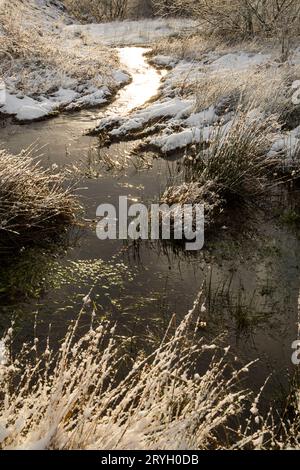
0,84,116,122
64,18,197,46
209,52,271,71
93,48,274,153
94,97,194,138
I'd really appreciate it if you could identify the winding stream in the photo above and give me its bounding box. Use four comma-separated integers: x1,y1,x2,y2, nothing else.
1,47,300,406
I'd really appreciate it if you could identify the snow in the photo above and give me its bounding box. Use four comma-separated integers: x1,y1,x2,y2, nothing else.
92,46,273,153
1,93,57,121
185,107,218,127
0,79,6,107
95,97,194,137
209,52,271,71
0,85,112,121
150,122,221,153
64,18,197,46
65,86,111,111
0,339,6,366
112,70,131,85
151,128,206,153
20,0,73,30
151,55,178,68
268,125,300,164
52,88,79,104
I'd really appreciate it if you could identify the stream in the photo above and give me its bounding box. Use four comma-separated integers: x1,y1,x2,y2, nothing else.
1,46,300,406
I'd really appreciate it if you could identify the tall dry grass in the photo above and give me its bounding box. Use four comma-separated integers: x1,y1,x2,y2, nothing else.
0,0,118,96
162,110,280,220
0,148,79,253
0,291,257,450
1,288,299,449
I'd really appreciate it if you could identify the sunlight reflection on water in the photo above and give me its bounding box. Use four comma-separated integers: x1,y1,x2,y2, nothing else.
113,47,167,113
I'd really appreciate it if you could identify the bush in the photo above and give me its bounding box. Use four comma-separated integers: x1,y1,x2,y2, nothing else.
63,0,129,22
153,0,300,43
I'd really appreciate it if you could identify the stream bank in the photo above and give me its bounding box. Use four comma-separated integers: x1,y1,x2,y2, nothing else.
0,46,300,411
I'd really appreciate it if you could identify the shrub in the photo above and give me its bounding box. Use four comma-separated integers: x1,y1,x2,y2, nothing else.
62,0,128,22
153,0,300,44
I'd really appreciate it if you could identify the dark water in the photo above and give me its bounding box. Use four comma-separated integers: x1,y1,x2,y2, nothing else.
0,47,299,406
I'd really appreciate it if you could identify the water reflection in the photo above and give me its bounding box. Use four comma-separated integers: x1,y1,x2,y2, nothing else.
114,47,167,113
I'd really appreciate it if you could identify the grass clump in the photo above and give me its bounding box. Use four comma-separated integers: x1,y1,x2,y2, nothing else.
0,291,255,450
62,0,128,23
162,111,279,225
159,110,283,238
191,113,278,205
0,148,80,254
0,0,118,98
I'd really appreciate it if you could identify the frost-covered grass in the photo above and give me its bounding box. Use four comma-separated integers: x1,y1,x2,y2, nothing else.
186,112,279,202
0,148,79,253
0,0,127,121
160,111,279,232
1,288,299,450
0,291,257,450
94,33,300,168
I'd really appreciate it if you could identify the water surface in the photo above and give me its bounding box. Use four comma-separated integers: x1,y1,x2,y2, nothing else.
0,47,299,407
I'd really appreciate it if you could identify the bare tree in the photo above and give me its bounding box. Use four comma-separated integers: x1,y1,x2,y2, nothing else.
152,0,300,42
128,0,153,18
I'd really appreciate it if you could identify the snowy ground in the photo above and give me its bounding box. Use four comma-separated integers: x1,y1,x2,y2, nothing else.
0,1,127,121
64,18,196,46
2,0,300,167
93,44,300,165
93,50,272,149
0,1,193,122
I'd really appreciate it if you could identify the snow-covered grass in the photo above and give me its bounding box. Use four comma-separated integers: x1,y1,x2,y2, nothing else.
0,147,80,253
1,286,299,450
160,111,279,233
0,0,129,121
93,33,300,169
64,18,196,46
0,290,259,450
0,1,196,122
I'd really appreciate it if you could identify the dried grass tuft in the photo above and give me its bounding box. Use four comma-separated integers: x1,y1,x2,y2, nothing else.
0,148,80,253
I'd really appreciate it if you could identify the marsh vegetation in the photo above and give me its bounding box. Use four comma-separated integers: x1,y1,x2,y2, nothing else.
1,0,300,451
